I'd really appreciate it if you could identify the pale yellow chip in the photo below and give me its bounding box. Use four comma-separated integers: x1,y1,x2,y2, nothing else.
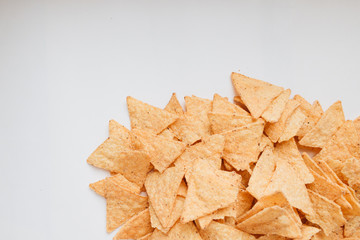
222,119,264,171
89,173,141,197
208,112,254,134
237,206,302,238
342,158,360,200
169,114,202,145
127,96,179,134
113,208,153,240
344,216,360,238
174,134,225,172
200,221,256,240
262,89,291,123
105,181,149,233
149,221,203,240
279,107,306,143
294,225,320,240
275,138,314,184
231,72,284,118
108,120,133,148
181,158,241,222
305,190,346,236
264,99,300,143
131,129,186,173
145,167,184,227
212,93,250,116
259,134,274,152
247,147,276,200
164,93,184,115
184,95,212,137
299,101,345,148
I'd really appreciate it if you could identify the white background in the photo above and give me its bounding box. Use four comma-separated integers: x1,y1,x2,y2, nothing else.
1,1,360,239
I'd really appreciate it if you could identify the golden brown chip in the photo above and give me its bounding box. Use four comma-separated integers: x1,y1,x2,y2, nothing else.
279,107,306,142
108,120,133,147
164,93,184,115
149,221,203,240
305,190,346,236
89,173,141,197
222,120,264,171
236,206,302,238
234,190,254,220
208,112,254,134
113,208,153,240
181,158,241,222
262,89,291,123
299,101,345,148
200,221,256,240
231,72,284,118
105,181,149,233
145,167,184,227
184,95,212,137
212,93,250,116
344,216,360,238
127,96,179,134
294,225,320,240
169,114,202,145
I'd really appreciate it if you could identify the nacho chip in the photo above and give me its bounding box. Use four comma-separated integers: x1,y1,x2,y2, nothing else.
208,112,254,134
260,134,274,152
222,120,264,171
311,226,344,240
164,93,184,115
302,153,328,179
181,158,241,222
344,216,360,238
294,225,320,240
200,221,256,240
158,128,177,141
279,107,306,142
149,221,202,240
235,190,254,220
184,95,212,137
223,160,235,171
299,101,345,148
212,93,250,116
113,208,153,240
237,206,302,238
354,116,360,136
256,236,287,240
138,233,153,240
127,96,179,134
108,120,133,148
231,72,284,118
233,96,249,112
305,190,346,236
169,114,202,145
342,158,360,200
177,180,187,197
262,89,291,123
105,181,149,232
89,173,141,197
307,169,344,201
196,203,237,229
145,167,184,227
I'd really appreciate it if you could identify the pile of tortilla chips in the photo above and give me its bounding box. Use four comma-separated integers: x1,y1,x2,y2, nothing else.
87,72,360,240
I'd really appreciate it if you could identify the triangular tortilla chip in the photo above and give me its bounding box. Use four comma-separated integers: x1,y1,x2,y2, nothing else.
302,153,328,179
149,221,202,240
145,167,184,227
222,120,264,171
196,203,237,229
169,114,202,145
105,181,148,232
164,93,184,115
235,190,254,220
237,206,302,238
262,89,291,123
231,72,284,118
157,128,177,141
265,99,300,143
233,96,249,112
200,221,256,240
181,158,241,222
295,225,320,240
138,233,153,240
113,208,153,240
344,216,360,238
247,147,276,200
212,93,250,116
259,134,274,152
174,134,224,172
305,190,346,236
275,139,314,184
89,173,141,197
208,112,254,134
342,158,360,200
131,129,186,173
279,107,306,142
311,226,344,240
299,101,345,148
127,96,179,134
108,120,133,148
256,236,287,240
177,180,187,197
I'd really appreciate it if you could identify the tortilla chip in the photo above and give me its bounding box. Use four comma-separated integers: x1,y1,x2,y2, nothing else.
105,181,149,232
231,72,284,118
158,128,177,141
113,208,153,240
293,225,320,240
181,158,241,222
149,221,202,240
174,134,225,172
342,158,360,200
265,99,300,143
196,203,237,229
262,89,291,123
108,120,133,148
184,95,212,137
256,236,287,240
354,116,360,136
208,112,254,134
200,221,256,240
131,129,186,173
145,167,184,227
212,94,250,116
138,233,153,240
223,160,235,171
311,226,344,240
302,153,328,179
305,190,346,236
275,139,314,184
164,93,184,115
237,206,302,238
127,96,179,134
299,101,345,148
89,173,141,197
344,216,360,238
222,120,264,171
307,169,344,201
260,134,274,152
247,147,276,200
169,114,202,145
279,107,306,142
235,190,254,220
233,96,249,112
177,180,187,197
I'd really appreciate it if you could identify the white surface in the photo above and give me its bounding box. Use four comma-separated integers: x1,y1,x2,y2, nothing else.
1,0,360,239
